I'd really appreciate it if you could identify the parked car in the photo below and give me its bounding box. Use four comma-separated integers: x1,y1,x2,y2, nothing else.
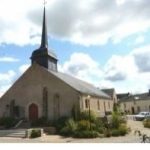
134,112,150,121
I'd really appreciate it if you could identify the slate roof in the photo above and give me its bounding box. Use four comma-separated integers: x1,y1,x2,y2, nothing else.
117,93,130,100
117,91,150,102
48,70,111,99
101,88,115,98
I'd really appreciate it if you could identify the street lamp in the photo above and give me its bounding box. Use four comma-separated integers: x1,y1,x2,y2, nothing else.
87,95,91,130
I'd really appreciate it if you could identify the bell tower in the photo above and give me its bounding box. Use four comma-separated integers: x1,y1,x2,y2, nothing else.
31,3,58,72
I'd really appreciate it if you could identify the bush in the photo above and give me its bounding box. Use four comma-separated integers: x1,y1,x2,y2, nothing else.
111,112,121,129
143,119,150,128
111,129,120,137
30,129,41,138
98,128,104,134
103,128,111,137
73,130,99,138
60,127,71,136
90,118,105,133
59,118,77,136
79,111,97,122
118,124,128,136
0,117,17,128
94,118,104,127
54,116,69,131
77,120,91,131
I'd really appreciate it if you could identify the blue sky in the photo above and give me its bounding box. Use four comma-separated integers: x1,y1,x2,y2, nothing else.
0,0,150,97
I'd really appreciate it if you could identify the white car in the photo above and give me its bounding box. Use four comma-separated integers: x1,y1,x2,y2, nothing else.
134,112,150,121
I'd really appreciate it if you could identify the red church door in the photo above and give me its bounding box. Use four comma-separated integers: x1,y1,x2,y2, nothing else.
29,103,38,121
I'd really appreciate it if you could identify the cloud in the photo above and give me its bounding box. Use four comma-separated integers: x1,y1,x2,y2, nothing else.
104,55,137,82
134,35,145,45
0,84,12,97
0,56,19,62
58,44,150,94
132,45,150,73
19,64,30,73
0,70,16,97
0,64,31,97
0,0,150,46
58,52,103,85
0,70,16,82
58,48,149,94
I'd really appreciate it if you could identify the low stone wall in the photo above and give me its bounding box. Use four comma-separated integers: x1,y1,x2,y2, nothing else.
25,128,43,138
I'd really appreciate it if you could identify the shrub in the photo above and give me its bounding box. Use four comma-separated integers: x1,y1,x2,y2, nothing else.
103,128,111,137
118,124,128,136
98,128,104,134
0,117,17,128
91,118,105,133
94,118,104,127
54,116,69,131
111,129,120,137
59,118,77,136
60,127,71,136
143,119,150,128
111,111,123,129
77,120,91,131
73,130,99,138
79,111,97,122
30,129,41,138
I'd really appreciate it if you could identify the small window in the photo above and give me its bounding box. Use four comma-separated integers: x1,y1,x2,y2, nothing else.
124,103,126,109
133,100,136,105
137,106,140,113
85,99,89,108
97,100,100,110
108,102,110,109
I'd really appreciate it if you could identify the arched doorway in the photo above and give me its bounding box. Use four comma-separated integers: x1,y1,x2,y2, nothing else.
131,107,135,114
29,103,38,121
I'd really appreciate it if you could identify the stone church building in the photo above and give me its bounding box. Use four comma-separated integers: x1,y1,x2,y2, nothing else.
0,6,114,121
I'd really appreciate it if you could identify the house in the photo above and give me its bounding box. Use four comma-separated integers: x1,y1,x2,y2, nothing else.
101,88,118,104
0,6,114,121
118,90,150,114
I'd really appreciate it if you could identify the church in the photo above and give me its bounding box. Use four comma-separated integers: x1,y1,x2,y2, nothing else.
0,6,114,121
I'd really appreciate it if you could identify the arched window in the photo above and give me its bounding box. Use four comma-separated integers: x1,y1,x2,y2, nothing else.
108,102,110,109
53,94,60,120
97,100,100,110
85,99,89,108
43,87,48,119
10,99,15,117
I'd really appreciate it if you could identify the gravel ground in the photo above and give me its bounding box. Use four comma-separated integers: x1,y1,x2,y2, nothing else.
0,119,149,143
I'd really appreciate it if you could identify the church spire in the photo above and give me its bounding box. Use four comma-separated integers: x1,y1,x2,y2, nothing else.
40,2,48,49
31,0,58,72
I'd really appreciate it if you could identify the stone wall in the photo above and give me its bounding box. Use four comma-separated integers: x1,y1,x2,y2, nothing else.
80,94,113,117
0,64,79,120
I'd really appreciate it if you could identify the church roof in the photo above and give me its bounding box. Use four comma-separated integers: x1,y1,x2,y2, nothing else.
48,69,110,99
101,88,115,98
117,91,150,102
